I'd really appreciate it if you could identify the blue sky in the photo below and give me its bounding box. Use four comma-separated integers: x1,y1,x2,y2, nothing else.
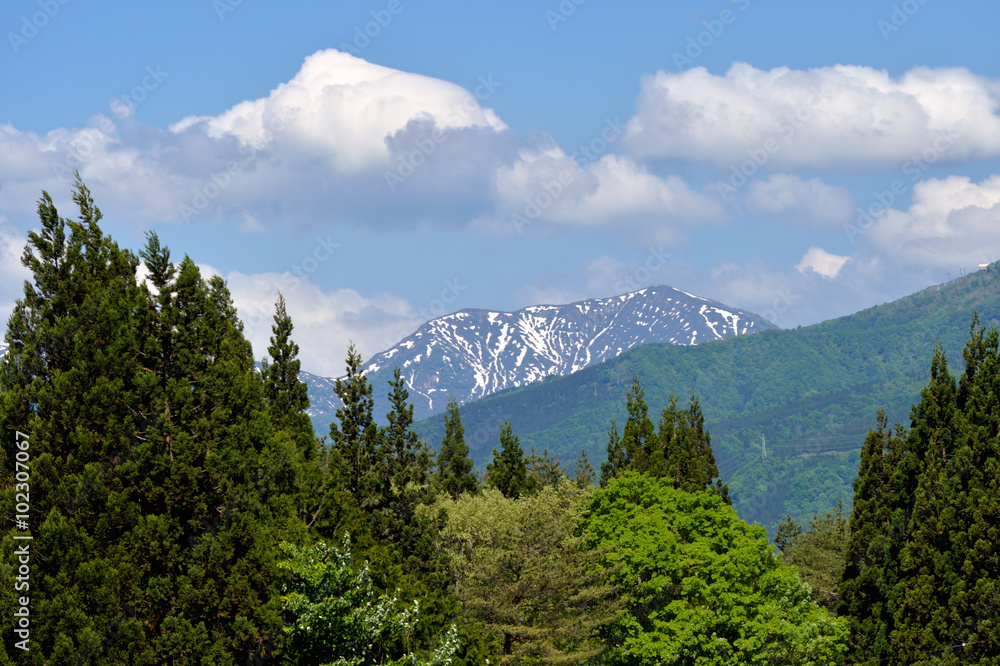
2,0,1000,375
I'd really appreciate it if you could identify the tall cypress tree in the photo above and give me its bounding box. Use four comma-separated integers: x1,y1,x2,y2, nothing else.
600,419,624,487
893,325,1000,662
384,367,429,494
622,377,656,472
261,293,315,458
486,421,527,499
837,410,907,663
0,181,156,662
0,181,303,663
328,343,383,508
434,397,477,498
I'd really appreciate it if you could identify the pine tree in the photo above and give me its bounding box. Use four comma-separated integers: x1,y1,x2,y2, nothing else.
486,421,528,499
434,397,477,498
774,513,803,553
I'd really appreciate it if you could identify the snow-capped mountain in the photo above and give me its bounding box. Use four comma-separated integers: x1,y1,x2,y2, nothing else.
0,287,778,434
357,285,777,421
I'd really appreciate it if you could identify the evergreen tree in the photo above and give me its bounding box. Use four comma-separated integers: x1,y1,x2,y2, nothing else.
0,181,304,662
774,513,803,553
486,422,528,500
434,397,477,498
599,380,728,501
893,325,1000,663
600,419,624,487
652,392,730,502
526,446,565,493
838,329,1000,665
329,343,383,508
621,377,657,472
261,293,315,458
384,367,430,495
837,410,907,663
783,502,849,611
573,449,596,489
260,294,331,532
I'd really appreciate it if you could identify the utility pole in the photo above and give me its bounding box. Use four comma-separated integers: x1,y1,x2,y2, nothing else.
761,434,766,460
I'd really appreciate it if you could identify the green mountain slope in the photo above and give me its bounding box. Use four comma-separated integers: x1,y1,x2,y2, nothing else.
414,265,1000,532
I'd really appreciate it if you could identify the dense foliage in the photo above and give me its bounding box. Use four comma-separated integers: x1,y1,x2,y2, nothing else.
838,319,1000,664
581,473,848,664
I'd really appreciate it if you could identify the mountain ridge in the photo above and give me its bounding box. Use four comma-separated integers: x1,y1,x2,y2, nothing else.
357,285,777,422
409,265,1000,531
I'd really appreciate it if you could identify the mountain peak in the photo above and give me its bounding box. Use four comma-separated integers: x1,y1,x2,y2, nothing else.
360,285,776,419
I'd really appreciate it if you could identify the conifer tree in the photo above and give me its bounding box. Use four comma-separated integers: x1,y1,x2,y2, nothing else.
600,419,625,487
774,513,803,553
574,449,596,488
892,326,1000,662
261,293,315,458
260,294,332,532
0,181,158,662
525,446,565,492
0,181,304,662
783,502,849,611
329,343,383,508
486,422,528,499
837,410,906,663
622,377,657,471
384,367,430,494
434,397,477,498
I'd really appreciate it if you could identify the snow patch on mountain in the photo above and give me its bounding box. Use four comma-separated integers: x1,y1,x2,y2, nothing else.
359,285,777,420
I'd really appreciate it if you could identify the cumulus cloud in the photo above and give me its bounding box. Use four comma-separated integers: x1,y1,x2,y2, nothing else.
223,270,427,376
796,247,851,278
0,49,716,240
170,50,507,173
0,50,514,230
494,149,726,241
0,218,31,327
866,174,1000,269
625,63,1000,169
744,174,854,227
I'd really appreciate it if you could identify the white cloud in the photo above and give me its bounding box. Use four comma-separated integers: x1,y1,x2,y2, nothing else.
625,63,1000,169
0,218,31,329
796,247,851,278
867,174,1000,269
223,270,424,376
170,49,507,173
494,149,726,241
744,174,854,227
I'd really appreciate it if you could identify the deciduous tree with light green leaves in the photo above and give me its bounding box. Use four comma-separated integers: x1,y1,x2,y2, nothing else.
427,480,618,663
278,537,458,666
580,472,848,665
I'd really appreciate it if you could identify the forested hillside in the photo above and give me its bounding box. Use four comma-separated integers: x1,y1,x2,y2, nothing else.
0,182,849,664
413,266,1000,531
6,181,1000,664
